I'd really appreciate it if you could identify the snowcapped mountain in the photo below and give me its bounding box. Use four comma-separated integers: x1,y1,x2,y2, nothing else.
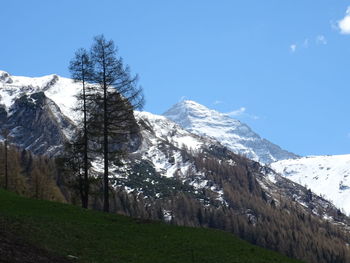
2,70,350,262
0,71,337,210
0,71,79,155
271,154,350,215
0,70,346,218
162,99,350,216
163,100,297,164
129,111,349,226
0,70,80,122
0,71,296,163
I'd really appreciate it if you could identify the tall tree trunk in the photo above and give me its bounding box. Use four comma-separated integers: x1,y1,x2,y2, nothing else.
82,59,89,209
102,54,109,212
4,139,8,190
88,35,143,212
79,172,84,207
68,48,94,208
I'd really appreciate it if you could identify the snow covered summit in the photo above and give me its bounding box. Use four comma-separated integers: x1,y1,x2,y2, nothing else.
163,100,297,164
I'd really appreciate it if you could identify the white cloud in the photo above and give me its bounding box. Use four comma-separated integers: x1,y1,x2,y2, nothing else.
316,35,327,45
290,35,327,53
213,100,223,105
226,107,260,120
338,7,350,34
226,107,246,117
290,44,297,53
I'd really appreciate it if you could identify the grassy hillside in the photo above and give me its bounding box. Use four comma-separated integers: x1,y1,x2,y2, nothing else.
0,189,302,263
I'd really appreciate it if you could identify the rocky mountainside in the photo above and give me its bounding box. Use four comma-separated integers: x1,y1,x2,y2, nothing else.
1,71,350,262
163,100,298,164
120,112,350,263
162,100,350,217
0,71,79,156
129,111,349,225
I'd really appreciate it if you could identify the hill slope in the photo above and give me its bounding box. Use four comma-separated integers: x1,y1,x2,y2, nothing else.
0,190,302,263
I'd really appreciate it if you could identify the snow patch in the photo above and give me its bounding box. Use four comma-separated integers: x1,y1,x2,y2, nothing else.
271,154,350,215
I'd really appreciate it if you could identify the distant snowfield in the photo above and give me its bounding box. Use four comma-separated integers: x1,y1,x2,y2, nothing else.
271,154,350,215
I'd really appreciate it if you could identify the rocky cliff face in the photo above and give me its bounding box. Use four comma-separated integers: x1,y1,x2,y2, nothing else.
5,92,75,156
0,71,81,155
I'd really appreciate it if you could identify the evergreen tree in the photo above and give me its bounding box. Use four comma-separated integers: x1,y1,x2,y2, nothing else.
69,48,93,208
89,35,144,212
60,136,86,204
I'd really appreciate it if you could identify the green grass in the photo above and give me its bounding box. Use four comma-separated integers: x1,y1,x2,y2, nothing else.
0,189,302,263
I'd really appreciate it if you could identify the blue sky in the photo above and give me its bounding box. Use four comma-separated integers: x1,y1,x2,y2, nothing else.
1,0,350,156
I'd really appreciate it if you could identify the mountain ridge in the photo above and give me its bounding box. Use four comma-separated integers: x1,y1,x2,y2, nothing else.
163,100,298,164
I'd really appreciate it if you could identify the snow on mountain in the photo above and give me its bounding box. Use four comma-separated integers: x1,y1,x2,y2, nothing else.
2,70,348,216
0,70,81,123
0,71,215,174
136,111,207,150
0,72,296,164
0,71,81,155
130,111,227,201
1,70,350,238
134,111,203,178
163,100,297,164
129,111,349,224
271,154,350,215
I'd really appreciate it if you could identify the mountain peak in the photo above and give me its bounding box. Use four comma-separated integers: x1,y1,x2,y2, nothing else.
165,100,213,116
163,100,298,163
164,100,240,128
176,99,209,108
